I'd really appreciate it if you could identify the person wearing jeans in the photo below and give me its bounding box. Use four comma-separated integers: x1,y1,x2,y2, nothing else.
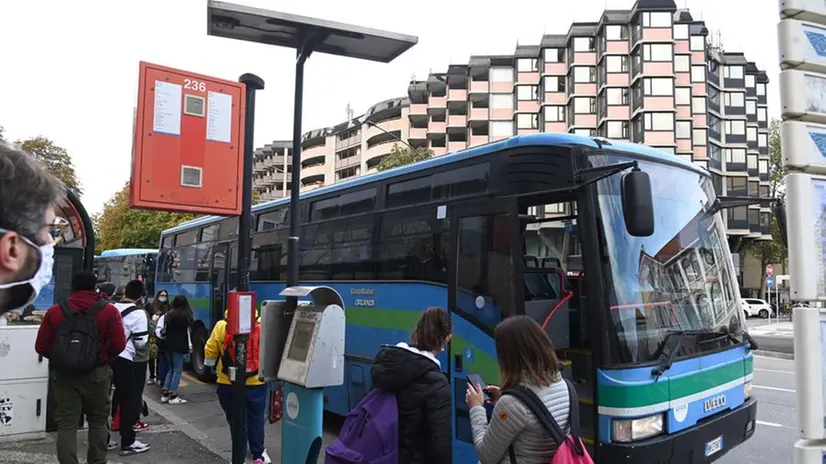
156,295,193,404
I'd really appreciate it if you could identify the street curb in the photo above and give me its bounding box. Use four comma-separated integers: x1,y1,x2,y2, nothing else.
753,350,794,360
143,394,229,463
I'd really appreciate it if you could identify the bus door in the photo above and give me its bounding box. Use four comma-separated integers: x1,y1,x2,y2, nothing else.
209,243,230,325
447,200,523,461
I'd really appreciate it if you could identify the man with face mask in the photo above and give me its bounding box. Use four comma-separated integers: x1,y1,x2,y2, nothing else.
0,142,66,320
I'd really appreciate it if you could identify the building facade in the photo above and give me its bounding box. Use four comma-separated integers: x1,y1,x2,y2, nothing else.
251,0,773,289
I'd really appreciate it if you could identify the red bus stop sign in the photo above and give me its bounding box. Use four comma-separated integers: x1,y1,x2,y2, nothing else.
766,264,774,276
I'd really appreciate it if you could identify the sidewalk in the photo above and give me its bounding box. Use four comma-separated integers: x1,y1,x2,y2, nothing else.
0,408,226,463
144,373,342,463
748,320,794,337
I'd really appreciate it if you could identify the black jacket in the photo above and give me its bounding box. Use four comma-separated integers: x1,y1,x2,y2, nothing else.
371,344,452,464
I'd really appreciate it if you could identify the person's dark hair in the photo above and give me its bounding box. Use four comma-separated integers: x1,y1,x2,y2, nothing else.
124,280,145,301
494,315,560,391
150,290,170,315
71,271,97,292
168,294,194,326
112,285,126,302
410,307,451,352
0,143,65,242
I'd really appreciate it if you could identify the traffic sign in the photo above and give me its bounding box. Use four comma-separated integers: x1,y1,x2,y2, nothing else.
767,276,774,288
131,61,247,215
766,264,774,276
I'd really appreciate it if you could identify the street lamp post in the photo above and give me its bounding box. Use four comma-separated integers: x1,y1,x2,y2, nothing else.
206,3,417,463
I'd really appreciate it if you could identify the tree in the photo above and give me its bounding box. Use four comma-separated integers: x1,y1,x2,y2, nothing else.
94,182,197,254
746,119,787,295
377,144,434,171
0,125,5,144
17,136,83,196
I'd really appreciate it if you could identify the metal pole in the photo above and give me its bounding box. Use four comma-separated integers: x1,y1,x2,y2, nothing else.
232,73,265,464
287,44,311,291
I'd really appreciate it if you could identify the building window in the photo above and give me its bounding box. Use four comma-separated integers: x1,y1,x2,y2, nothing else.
673,24,689,40
642,11,672,27
574,97,597,114
657,146,676,155
517,113,539,129
691,65,706,82
643,43,673,62
574,66,597,83
758,132,768,148
725,120,746,135
573,128,596,136
518,58,539,72
676,120,691,139
758,107,768,122
690,35,705,51
746,100,756,115
692,96,706,113
726,148,747,164
605,55,628,73
724,66,744,79
606,87,629,105
607,120,629,139
645,112,674,131
675,87,691,105
574,37,596,52
490,94,513,109
759,159,769,175
746,75,755,88
674,55,690,73
517,85,539,101
693,128,707,146
490,68,513,82
644,77,674,96
724,92,745,107
605,25,627,40
757,83,766,96
544,105,565,122
490,121,513,137
544,48,564,63
544,76,565,93
747,126,757,142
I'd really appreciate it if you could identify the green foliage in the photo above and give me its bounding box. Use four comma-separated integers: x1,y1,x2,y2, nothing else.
17,136,83,196
376,144,434,171
94,182,197,254
746,119,787,286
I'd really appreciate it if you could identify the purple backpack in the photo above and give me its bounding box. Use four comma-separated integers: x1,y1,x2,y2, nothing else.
325,389,399,464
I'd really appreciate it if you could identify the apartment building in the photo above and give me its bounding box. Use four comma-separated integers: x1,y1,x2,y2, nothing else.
252,0,772,288
252,140,292,202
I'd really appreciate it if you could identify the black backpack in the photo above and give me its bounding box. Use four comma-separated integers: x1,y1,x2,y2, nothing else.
51,299,108,374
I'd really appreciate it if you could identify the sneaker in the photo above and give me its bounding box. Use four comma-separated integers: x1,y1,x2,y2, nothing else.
160,395,169,403
147,378,156,385
262,450,272,464
120,439,150,455
133,421,150,432
106,438,119,451
167,397,187,404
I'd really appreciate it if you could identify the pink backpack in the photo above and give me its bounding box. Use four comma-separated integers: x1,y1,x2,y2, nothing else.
504,380,594,464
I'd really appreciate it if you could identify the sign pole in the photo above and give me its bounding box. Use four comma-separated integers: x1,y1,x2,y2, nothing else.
231,74,264,464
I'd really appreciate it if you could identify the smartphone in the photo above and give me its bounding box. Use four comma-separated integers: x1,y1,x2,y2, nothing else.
467,373,491,400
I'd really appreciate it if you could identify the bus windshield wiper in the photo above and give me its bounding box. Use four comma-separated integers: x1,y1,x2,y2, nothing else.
651,331,686,380
701,328,759,351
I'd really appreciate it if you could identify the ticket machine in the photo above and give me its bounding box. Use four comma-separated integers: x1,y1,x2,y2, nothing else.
260,286,345,464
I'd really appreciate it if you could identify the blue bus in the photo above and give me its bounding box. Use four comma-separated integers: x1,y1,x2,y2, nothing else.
95,248,158,296
156,133,756,462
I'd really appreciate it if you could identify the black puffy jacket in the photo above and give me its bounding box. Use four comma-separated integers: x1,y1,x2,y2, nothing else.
371,343,452,464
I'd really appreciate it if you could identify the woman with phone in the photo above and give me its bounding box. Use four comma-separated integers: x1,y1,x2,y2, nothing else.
465,315,572,463
371,307,453,464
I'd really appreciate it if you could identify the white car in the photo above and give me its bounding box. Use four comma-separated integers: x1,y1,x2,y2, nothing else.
741,298,774,318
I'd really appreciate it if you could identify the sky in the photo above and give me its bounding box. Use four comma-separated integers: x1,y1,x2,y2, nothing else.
0,0,779,215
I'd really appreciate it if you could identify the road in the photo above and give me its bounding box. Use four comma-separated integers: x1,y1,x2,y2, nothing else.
717,355,798,464
746,316,794,356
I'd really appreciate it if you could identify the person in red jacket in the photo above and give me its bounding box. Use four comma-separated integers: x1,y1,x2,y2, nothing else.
35,271,126,464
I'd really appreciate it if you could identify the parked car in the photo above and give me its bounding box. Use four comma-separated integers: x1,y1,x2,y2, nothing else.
741,298,775,318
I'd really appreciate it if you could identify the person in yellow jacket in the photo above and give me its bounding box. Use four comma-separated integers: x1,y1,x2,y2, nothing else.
204,310,271,464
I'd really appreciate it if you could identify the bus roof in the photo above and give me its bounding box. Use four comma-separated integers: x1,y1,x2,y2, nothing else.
161,132,704,237
99,248,158,258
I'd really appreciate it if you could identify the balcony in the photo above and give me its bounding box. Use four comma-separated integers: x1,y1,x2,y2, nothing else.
642,62,673,76
544,62,567,75
428,96,447,108
448,88,467,101
469,135,489,147
428,121,447,134
302,143,329,160
572,52,597,66
469,107,489,120
645,131,675,145
469,80,489,93
517,101,541,113
448,141,467,153
409,127,427,140
409,103,428,116
365,117,406,140
364,140,396,166
517,72,541,84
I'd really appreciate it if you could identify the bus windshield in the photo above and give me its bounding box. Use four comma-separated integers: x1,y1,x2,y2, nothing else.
594,153,744,364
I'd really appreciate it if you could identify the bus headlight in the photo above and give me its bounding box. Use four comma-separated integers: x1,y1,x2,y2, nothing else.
744,381,752,399
611,414,664,443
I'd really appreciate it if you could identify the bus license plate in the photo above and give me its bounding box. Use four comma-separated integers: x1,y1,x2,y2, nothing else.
704,436,723,457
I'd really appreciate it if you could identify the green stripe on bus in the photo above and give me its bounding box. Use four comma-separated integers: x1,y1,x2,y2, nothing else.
598,359,748,408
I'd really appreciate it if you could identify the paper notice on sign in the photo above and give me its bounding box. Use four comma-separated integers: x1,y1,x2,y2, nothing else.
207,91,232,143
153,81,182,136
238,294,252,334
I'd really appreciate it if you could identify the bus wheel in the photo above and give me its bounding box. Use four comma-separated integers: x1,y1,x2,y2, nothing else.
190,326,216,383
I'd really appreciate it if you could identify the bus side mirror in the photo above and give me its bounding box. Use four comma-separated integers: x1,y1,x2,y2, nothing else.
621,168,654,237
773,200,788,248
